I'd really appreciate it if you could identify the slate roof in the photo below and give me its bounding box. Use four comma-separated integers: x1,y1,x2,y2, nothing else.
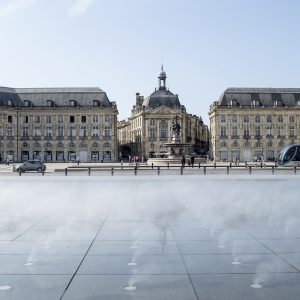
218,88,300,107
142,89,181,109
0,87,112,107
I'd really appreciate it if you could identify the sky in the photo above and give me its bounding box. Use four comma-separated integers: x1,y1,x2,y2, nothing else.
0,0,300,124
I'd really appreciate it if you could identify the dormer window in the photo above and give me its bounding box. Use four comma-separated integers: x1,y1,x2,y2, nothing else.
93,100,99,107
230,100,238,107
69,100,77,107
6,100,12,106
24,100,31,107
47,100,54,107
252,100,260,107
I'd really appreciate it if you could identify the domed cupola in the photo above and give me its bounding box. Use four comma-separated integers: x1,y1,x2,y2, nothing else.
158,65,167,91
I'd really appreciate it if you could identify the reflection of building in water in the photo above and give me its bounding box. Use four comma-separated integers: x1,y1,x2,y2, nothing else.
117,67,209,159
0,86,118,162
209,88,300,162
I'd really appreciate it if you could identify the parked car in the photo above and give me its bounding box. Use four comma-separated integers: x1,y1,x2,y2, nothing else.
16,160,46,173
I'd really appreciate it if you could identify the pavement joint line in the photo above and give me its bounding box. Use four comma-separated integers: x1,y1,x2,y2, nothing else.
246,232,300,273
59,215,109,300
11,212,56,242
171,228,200,300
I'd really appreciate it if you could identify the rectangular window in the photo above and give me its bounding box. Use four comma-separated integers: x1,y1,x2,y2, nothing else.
105,114,110,122
150,119,155,126
267,127,272,136
232,126,238,137
255,126,260,137
93,115,98,123
57,126,64,137
243,115,249,123
267,115,272,123
22,127,29,137
290,126,295,137
255,115,260,123
243,125,250,137
58,115,64,123
34,127,41,136
8,116,13,123
80,126,87,137
46,126,52,137
22,116,29,124
46,115,51,124
232,115,237,123
220,115,226,123
7,126,13,136
35,116,40,123
92,126,99,137
104,126,110,137
278,126,284,136
150,128,156,138
70,116,75,123
69,126,76,137
81,116,87,123
220,126,226,137
160,128,167,138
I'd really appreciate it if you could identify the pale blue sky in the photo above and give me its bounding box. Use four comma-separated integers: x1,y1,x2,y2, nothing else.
0,0,299,123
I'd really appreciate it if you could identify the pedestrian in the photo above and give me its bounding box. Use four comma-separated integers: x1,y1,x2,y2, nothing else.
76,157,80,165
191,155,195,167
6,157,9,166
181,155,186,167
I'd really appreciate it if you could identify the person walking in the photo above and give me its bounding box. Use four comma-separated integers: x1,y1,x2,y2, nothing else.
181,155,186,167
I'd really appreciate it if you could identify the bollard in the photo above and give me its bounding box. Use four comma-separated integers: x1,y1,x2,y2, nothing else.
151,163,154,169
111,168,114,176
272,166,274,174
181,166,183,175
294,167,297,174
65,168,67,176
204,166,206,175
134,166,137,176
42,169,44,176
260,162,263,168
167,163,169,169
88,167,91,176
229,162,232,168
19,170,22,176
199,163,201,169
245,161,248,168
227,166,229,175
214,162,216,169
158,166,160,176
249,166,252,174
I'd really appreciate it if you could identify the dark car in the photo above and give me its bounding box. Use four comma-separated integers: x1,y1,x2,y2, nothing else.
16,160,46,173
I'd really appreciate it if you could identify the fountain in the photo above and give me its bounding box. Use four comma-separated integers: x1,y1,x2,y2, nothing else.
147,115,191,166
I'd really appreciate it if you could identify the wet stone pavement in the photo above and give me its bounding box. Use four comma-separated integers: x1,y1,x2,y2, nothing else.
0,176,299,299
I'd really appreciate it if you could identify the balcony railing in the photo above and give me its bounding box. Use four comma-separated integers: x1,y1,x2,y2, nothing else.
255,135,262,139
103,136,111,140
33,135,41,140
45,136,53,140
243,135,251,139
289,135,297,139
7,136,14,140
231,135,239,139
219,135,228,139
266,135,274,139
277,135,285,139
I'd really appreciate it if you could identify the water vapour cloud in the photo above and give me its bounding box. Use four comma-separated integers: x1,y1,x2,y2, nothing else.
0,0,38,19
69,0,96,16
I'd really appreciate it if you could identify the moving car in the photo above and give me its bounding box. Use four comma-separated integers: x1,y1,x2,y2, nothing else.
16,160,46,173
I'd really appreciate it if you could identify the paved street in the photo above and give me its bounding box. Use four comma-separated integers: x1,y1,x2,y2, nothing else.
0,176,300,299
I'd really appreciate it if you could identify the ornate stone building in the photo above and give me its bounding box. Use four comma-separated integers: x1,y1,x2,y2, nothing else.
209,88,300,162
0,87,118,162
118,67,209,159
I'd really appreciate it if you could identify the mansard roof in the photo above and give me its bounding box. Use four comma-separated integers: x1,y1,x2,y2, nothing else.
217,87,300,108
0,86,112,107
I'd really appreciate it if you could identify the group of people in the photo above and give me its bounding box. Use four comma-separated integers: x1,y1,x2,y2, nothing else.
181,155,195,167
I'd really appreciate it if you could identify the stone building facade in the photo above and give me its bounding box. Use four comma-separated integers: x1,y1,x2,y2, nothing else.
209,88,300,162
0,87,118,162
118,67,209,159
